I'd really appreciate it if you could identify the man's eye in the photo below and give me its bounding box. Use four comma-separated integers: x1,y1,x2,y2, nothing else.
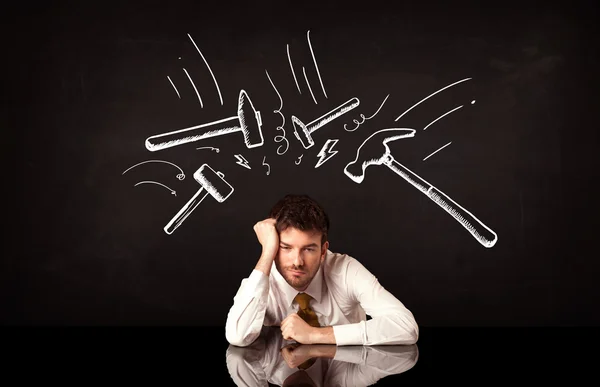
305,248,315,252
280,246,290,250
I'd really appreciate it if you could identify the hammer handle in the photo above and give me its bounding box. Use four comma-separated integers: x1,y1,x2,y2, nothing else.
386,157,498,248
307,97,360,132
164,188,209,234
146,116,240,152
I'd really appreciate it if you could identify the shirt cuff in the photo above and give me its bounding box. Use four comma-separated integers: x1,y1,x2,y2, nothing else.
332,321,366,346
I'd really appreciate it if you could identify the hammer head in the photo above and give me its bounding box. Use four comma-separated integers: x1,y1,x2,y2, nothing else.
238,90,264,149
194,164,234,202
344,128,416,183
291,116,314,149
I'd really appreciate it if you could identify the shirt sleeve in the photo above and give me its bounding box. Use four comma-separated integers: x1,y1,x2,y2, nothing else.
332,258,419,346
225,269,270,347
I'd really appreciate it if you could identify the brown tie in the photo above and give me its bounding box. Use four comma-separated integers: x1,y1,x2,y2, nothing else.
293,293,320,370
294,293,320,328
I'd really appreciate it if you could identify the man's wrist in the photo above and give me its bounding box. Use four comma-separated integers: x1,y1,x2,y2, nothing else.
254,250,276,276
309,326,336,345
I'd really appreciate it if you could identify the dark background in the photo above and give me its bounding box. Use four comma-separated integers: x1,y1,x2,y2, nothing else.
4,0,598,326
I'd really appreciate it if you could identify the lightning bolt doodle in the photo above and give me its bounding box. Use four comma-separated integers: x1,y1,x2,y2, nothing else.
234,154,251,169
315,139,339,168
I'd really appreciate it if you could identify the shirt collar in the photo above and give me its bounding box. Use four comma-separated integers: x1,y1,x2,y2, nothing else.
272,258,324,308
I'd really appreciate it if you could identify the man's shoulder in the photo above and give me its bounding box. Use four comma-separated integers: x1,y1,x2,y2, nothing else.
322,250,368,293
323,250,361,274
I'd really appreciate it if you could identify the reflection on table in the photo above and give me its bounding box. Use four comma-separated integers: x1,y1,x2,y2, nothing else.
226,326,418,386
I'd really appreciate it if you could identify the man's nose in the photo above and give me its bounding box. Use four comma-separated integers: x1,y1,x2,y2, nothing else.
292,250,304,267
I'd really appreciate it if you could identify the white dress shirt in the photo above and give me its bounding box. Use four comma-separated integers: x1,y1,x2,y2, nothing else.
226,326,419,387
225,250,419,347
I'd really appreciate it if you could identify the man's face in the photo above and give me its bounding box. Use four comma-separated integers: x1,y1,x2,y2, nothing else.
275,227,329,291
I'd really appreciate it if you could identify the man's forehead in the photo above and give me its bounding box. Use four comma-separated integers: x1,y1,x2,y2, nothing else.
280,227,322,243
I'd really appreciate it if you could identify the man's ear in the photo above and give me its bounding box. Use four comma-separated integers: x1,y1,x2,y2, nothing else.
321,241,329,262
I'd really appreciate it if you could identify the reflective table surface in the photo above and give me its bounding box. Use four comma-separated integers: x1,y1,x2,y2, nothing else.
4,326,597,384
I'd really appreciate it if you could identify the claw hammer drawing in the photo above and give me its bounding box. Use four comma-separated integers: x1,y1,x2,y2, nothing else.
344,128,498,248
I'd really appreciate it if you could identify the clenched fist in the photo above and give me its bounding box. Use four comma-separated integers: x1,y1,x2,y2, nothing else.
281,313,316,344
254,218,279,259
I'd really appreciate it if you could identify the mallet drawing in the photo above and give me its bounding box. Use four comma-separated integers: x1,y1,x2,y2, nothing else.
344,128,498,248
164,163,234,234
292,97,360,149
145,89,263,152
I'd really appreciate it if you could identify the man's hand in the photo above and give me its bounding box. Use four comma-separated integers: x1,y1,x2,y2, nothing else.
253,218,279,276
281,313,337,345
254,218,279,257
281,313,315,344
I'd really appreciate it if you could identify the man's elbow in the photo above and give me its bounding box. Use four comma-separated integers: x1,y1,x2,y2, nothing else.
225,329,257,347
393,316,419,345
226,332,247,347
406,324,419,344
404,317,419,344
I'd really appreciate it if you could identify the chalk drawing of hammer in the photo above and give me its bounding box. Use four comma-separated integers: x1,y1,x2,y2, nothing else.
164,163,234,234
292,97,360,149
145,89,263,151
344,128,498,248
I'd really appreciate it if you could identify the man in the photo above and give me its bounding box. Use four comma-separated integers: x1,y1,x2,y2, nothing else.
225,194,418,347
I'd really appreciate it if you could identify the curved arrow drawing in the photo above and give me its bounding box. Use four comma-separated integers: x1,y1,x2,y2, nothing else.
134,181,177,196
122,160,185,180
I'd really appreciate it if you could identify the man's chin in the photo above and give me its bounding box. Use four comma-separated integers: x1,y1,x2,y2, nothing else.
285,276,309,290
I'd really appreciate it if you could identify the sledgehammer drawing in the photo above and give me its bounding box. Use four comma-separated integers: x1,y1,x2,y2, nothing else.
145,89,263,152
164,163,234,234
344,128,498,248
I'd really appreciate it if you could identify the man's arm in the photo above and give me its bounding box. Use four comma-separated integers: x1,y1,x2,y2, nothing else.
332,258,419,346
225,219,279,347
224,269,269,347
252,218,280,277
280,314,338,345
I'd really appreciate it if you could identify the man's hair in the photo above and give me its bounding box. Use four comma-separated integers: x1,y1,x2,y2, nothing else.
268,194,329,245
